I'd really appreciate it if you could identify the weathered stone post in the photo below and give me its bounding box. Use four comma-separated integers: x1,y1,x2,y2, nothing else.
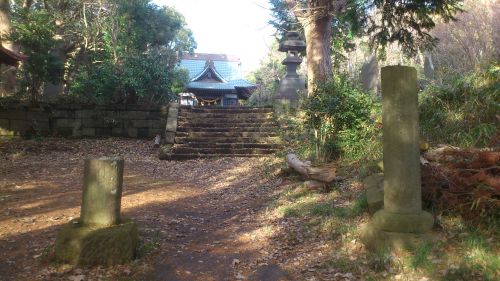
164,102,179,145
55,157,138,265
423,54,435,80
360,54,380,93
81,157,124,226
361,66,434,250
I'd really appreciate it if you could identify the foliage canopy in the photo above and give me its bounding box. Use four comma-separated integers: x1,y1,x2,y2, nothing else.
9,0,196,104
268,0,463,94
270,0,463,57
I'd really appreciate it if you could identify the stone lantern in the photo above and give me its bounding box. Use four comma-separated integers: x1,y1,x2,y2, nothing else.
275,31,306,107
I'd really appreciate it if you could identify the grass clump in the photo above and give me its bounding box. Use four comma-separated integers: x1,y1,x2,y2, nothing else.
409,243,434,270
420,63,499,148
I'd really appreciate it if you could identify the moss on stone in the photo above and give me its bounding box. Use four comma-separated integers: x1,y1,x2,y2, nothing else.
55,218,138,266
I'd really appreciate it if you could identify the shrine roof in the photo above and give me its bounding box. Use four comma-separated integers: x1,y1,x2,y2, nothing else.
179,53,257,96
179,59,243,82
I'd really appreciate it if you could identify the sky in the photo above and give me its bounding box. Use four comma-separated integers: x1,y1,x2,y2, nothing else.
152,0,278,73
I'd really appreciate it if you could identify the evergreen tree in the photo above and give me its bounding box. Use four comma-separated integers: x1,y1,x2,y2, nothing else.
269,0,463,96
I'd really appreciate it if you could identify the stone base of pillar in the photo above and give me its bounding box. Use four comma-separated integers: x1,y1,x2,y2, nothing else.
371,209,434,233
55,219,138,266
360,221,436,252
360,210,434,251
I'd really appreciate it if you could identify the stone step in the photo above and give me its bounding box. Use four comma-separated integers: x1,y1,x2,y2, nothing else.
177,127,276,133
175,131,278,138
171,147,279,155
163,106,280,161
175,142,282,149
178,122,276,128
175,136,282,144
178,112,273,119
178,117,272,123
159,153,273,161
180,107,273,114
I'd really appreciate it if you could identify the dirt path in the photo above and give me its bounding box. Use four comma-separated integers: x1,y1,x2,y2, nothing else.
0,138,296,281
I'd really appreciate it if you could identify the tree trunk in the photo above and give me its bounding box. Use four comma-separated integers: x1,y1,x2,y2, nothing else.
0,0,11,46
302,13,333,96
43,43,68,98
0,0,16,97
283,0,347,97
22,0,32,9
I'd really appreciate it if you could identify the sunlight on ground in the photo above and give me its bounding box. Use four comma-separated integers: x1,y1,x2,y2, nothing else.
261,176,500,280
235,225,278,246
122,176,202,210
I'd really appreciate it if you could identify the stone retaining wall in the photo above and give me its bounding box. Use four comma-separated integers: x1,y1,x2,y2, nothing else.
0,103,170,138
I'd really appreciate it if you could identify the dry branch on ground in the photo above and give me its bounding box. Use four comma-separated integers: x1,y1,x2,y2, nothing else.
421,146,500,219
286,153,337,190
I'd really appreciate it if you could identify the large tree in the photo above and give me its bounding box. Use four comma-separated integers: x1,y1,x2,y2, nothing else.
8,0,195,103
0,0,17,97
270,0,463,96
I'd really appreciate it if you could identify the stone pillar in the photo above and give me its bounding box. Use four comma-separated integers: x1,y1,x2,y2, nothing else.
361,66,433,250
423,54,435,80
164,102,179,144
80,157,124,227
382,66,422,215
55,156,138,266
360,54,379,93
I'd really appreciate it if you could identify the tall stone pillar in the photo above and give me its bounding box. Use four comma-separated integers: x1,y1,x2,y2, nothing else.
361,66,434,250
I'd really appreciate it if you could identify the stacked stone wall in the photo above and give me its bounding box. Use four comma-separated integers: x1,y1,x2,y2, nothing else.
0,102,169,138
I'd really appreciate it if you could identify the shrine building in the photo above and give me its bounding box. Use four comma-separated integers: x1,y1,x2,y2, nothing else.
179,53,257,106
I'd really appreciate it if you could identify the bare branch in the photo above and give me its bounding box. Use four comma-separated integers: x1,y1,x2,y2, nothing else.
285,0,306,19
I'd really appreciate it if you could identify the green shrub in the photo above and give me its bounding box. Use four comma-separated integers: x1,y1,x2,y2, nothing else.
302,75,381,162
69,52,189,104
10,9,64,101
69,61,119,104
420,63,499,148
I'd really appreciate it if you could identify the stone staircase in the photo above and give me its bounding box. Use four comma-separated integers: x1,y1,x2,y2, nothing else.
160,106,282,160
